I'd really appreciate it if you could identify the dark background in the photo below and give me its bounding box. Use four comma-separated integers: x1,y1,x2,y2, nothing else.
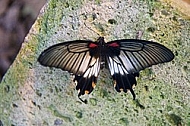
0,0,46,81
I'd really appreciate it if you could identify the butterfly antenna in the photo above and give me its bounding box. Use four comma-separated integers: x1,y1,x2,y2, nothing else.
84,22,101,37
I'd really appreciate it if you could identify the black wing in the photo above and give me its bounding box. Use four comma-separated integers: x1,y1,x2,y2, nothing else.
38,40,99,75
105,39,174,99
74,57,100,97
38,40,101,99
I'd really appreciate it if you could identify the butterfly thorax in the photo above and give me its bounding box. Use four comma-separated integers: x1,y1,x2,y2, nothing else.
93,37,121,69
95,37,120,56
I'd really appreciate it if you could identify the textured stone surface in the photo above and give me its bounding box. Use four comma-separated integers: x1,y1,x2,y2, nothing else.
0,0,189,125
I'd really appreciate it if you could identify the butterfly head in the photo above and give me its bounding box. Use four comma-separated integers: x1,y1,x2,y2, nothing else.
97,37,106,45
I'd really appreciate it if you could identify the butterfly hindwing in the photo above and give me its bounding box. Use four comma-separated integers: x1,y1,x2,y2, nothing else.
74,57,100,97
106,55,139,99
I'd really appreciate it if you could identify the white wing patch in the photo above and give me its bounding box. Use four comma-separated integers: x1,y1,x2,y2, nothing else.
83,58,100,78
106,56,137,99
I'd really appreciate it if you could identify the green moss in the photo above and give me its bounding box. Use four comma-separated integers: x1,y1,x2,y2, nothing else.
98,88,109,98
94,23,105,35
75,111,83,118
49,104,72,122
166,113,182,125
0,33,39,126
119,118,129,126
88,98,97,106
146,27,156,33
94,0,101,4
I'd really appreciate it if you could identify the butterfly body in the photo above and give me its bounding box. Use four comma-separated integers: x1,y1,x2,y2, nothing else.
38,37,174,102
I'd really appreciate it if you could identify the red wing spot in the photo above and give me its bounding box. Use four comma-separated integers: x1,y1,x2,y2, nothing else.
108,42,119,47
89,43,98,48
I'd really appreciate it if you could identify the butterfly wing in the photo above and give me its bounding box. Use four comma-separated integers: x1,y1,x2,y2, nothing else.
105,39,174,99
38,40,101,98
38,40,99,75
74,57,100,97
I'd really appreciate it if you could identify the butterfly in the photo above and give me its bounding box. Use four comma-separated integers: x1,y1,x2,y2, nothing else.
38,37,174,103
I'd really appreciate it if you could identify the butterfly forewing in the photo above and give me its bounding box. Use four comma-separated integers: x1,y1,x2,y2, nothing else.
106,39,174,73
38,40,99,75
